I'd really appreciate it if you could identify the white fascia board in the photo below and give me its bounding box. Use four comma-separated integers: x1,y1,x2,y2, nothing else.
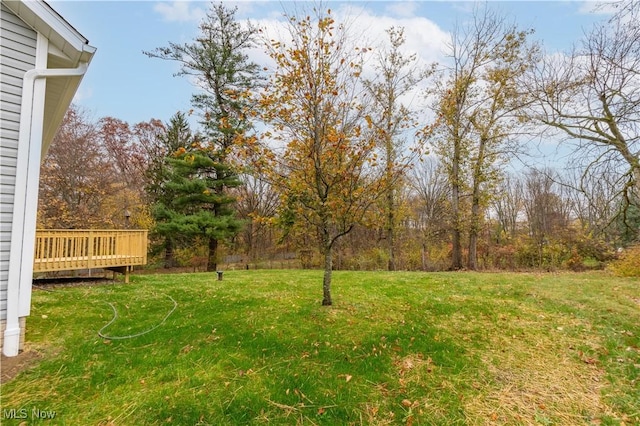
3,0,95,65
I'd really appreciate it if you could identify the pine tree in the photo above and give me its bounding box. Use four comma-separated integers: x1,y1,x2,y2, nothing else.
155,140,243,271
146,112,192,268
146,4,261,271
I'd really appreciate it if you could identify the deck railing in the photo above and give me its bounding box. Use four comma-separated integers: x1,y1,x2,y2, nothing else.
33,230,148,281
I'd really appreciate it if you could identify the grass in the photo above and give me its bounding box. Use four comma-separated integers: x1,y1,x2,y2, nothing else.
1,270,638,425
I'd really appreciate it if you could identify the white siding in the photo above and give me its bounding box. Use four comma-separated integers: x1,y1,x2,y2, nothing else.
0,2,37,321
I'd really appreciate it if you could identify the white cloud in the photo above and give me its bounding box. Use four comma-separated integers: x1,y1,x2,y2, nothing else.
385,1,419,18
334,4,450,66
153,1,206,23
245,4,449,126
225,1,257,18
577,1,618,15
250,3,449,61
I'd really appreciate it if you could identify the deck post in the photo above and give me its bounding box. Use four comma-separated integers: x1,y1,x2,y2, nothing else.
88,230,94,269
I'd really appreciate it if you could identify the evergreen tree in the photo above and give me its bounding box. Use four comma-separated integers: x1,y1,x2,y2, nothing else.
146,3,261,270
145,112,192,268
155,141,243,271
615,197,640,245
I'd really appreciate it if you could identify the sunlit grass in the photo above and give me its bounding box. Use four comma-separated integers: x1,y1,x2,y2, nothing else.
1,270,638,425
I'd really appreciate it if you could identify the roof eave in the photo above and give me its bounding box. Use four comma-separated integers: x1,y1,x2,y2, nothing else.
3,0,94,65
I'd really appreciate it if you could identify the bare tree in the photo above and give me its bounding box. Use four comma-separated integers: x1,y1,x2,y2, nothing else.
410,158,450,269
234,174,280,262
491,173,523,241
522,168,572,266
38,106,117,228
560,166,619,241
364,27,433,271
525,2,640,240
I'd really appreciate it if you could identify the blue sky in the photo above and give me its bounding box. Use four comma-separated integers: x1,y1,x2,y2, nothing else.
48,1,611,127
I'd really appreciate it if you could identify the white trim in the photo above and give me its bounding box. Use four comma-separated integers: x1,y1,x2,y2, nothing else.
47,43,72,62
3,0,88,49
2,33,89,357
2,33,48,357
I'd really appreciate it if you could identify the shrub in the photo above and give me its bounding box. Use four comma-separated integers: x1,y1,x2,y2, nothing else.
565,249,585,272
174,242,208,270
608,245,640,277
514,238,569,270
343,247,388,271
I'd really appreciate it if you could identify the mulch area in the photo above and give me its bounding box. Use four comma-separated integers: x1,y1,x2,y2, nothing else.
1,349,42,384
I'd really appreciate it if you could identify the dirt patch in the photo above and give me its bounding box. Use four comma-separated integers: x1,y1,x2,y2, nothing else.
1,349,42,384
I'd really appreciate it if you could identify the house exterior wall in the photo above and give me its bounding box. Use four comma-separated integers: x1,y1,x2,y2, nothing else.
0,2,38,349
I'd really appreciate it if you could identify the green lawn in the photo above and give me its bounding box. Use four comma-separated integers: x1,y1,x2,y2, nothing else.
1,270,638,425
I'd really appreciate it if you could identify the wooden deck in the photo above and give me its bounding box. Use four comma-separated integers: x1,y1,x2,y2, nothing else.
33,230,148,282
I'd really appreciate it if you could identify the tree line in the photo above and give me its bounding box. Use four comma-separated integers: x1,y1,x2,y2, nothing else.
38,2,640,303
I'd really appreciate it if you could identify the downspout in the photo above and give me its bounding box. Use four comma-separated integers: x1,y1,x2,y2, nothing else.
3,63,89,357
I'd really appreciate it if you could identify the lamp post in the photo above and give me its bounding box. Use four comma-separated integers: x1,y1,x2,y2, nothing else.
124,209,131,229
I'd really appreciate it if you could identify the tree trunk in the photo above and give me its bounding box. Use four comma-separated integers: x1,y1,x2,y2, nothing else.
387,187,396,271
421,243,427,271
322,244,333,306
451,180,463,270
468,136,487,270
468,198,479,270
207,237,218,272
164,237,176,269
384,130,397,272
450,136,463,270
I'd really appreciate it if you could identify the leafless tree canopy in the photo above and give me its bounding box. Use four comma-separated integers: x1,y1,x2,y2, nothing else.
525,1,640,215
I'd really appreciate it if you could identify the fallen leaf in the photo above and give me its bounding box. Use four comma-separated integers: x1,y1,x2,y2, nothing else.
345,374,353,382
401,399,412,407
317,407,325,415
